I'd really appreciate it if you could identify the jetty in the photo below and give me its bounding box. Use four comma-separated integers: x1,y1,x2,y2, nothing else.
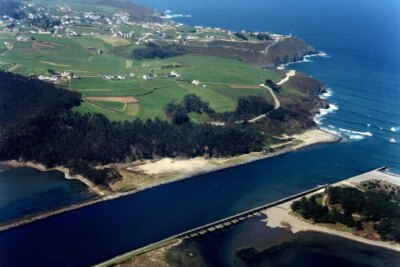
177,184,327,239
95,166,397,267
95,183,329,267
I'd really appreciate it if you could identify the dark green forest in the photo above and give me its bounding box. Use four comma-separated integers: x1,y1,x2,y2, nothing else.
0,71,266,186
291,186,400,242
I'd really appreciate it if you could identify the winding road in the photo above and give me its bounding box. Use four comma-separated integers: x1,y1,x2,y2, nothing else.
260,84,280,110
211,70,297,124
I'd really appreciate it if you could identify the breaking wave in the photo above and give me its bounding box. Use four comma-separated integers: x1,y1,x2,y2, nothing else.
314,103,339,124
319,88,333,99
161,13,192,19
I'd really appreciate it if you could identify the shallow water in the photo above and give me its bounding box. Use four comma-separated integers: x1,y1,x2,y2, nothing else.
162,217,400,267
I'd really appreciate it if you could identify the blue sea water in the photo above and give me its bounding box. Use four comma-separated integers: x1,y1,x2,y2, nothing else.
0,0,399,266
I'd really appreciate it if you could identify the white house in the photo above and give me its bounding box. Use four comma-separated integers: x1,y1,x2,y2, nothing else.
142,74,152,80
60,71,70,79
104,75,113,80
169,70,180,78
192,80,200,86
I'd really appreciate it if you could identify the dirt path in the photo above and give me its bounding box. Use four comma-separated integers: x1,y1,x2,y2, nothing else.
277,70,296,85
1,44,13,56
42,61,69,67
260,84,280,109
139,32,152,42
264,41,278,54
7,64,22,72
248,114,266,123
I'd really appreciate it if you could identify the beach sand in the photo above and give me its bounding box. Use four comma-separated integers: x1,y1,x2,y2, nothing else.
1,129,340,195
117,129,340,192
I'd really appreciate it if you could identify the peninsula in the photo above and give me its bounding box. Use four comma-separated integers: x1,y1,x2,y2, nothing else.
1,0,339,226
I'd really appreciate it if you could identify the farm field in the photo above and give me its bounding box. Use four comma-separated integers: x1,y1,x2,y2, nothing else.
0,26,283,122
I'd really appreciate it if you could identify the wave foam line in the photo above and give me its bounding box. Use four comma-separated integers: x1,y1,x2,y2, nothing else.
319,88,333,99
313,103,339,124
161,14,192,19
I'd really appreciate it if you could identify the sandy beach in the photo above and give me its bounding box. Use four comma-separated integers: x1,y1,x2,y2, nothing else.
118,129,341,191
1,128,340,196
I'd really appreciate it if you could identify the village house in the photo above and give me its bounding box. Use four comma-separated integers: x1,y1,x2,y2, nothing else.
16,35,30,42
142,74,152,80
192,80,200,86
168,70,180,78
60,71,71,79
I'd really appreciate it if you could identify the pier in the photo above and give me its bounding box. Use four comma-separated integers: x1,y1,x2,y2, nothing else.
96,166,396,267
95,183,329,267
176,183,328,239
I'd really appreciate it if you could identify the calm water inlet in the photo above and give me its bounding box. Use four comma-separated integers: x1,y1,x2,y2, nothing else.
0,167,95,223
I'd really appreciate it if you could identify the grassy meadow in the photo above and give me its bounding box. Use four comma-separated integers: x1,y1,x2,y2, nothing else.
0,25,284,122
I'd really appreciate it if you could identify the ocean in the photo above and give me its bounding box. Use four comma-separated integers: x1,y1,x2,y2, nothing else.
0,0,399,266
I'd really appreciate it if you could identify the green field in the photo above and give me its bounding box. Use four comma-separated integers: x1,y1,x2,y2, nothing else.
1,21,285,122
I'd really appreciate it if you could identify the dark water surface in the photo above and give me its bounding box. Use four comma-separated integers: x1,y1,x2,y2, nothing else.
165,216,400,267
0,0,399,266
0,167,95,223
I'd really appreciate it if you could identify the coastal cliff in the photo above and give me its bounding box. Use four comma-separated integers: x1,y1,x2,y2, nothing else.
132,36,319,68
264,37,318,66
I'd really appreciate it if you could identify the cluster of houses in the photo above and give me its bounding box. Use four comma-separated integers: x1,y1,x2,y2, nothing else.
16,35,31,42
38,71,80,82
191,80,207,87
102,70,183,81
104,74,127,80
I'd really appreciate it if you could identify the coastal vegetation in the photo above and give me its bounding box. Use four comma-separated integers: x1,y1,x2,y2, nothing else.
0,0,328,191
291,185,400,243
0,71,266,186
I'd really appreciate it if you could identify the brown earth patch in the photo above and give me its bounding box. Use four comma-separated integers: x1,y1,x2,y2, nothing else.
33,41,57,49
86,96,138,103
42,61,69,67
